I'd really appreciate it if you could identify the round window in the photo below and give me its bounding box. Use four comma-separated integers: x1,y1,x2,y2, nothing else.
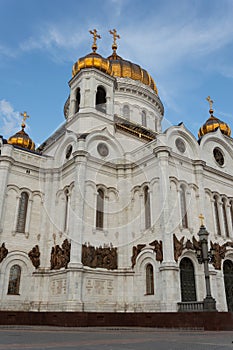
97,142,109,157
213,147,224,166
175,138,186,153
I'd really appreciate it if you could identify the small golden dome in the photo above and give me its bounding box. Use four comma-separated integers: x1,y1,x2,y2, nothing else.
72,29,112,78
8,127,35,151
198,115,231,138
8,112,35,151
108,53,158,94
72,52,112,77
198,96,231,138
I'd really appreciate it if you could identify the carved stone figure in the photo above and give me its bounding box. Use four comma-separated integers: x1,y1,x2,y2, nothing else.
82,243,117,270
173,234,184,262
0,242,8,263
149,240,163,262
185,239,194,250
192,235,201,251
61,239,71,268
211,241,226,270
28,245,40,269
50,239,71,270
131,244,146,268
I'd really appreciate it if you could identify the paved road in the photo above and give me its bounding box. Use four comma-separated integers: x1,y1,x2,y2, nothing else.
0,326,232,349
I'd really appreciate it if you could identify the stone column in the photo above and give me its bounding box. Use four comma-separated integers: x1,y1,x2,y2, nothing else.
218,201,225,237
25,198,33,238
155,146,179,311
68,149,88,268
69,88,77,119
194,161,206,219
0,155,12,234
226,203,232,239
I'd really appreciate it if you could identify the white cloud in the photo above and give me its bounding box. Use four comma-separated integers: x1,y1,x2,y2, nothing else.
0,100,21,137
18,24,90,63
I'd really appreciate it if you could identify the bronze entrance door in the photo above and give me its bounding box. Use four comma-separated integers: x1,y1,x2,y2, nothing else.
223,260,233,311
180,257,197,302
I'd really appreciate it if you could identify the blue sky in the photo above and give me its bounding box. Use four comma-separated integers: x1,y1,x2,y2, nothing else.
1,0,233,146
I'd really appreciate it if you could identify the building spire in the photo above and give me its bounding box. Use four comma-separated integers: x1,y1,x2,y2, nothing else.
206,96,214,115
109,29,120,57
89,29,101,53
20,111,30,129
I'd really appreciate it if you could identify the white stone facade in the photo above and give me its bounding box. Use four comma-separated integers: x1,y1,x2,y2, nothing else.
0,54,233,313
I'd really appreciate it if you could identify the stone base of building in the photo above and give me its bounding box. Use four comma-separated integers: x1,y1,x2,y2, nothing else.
0,311,232,330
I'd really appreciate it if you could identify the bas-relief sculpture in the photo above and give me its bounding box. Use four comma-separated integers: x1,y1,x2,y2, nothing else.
0,242,8,263
82,243,118,270
173,233,233,270
28,245,40,269
131,240,163,268
50,239,71,270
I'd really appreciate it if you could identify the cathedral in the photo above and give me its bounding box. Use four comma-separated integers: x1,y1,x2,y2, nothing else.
0,29,233,314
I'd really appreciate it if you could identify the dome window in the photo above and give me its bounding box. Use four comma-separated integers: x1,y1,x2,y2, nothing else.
75,88,81,113
142,111,147,127
96,86,106,113
123,105,130,119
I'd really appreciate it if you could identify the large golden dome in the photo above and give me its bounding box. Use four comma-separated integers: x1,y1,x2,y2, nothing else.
108,53,158,94
8,112,35,151
198,97,231,138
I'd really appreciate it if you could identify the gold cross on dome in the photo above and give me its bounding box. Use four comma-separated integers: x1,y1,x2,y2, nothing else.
109,29,120,46
20,111,30,127
89,29,101,52
206,96,213,110
199,213,205,226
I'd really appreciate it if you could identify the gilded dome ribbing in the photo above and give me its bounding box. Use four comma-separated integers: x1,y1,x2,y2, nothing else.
72,52,112,77
108,53,158,94
8,127,35,151
198,115,231,138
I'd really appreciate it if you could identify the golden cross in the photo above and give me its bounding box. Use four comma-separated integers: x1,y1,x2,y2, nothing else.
109,29,120,46
89,29,101,52
206,96,213,110
20,111,30,127
199,213,205,226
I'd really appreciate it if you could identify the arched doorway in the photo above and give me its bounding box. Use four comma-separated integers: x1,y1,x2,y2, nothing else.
180,257,197,302
223,260,233,311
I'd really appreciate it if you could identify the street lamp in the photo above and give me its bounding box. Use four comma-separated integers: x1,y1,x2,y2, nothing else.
196,214,217,311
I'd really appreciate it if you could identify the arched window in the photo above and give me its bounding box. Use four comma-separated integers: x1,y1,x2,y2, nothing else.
75,88,80,113
222,198,229,237
144,186,151,229
142,111,147,127
16,191,29,233
146,263,154,295
96,86,106,113
180,258,196,302
123,105,130,119
64,189,69,232
7,265,21,295
214,195,221,235
180,185,188,228
96,188,104,230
